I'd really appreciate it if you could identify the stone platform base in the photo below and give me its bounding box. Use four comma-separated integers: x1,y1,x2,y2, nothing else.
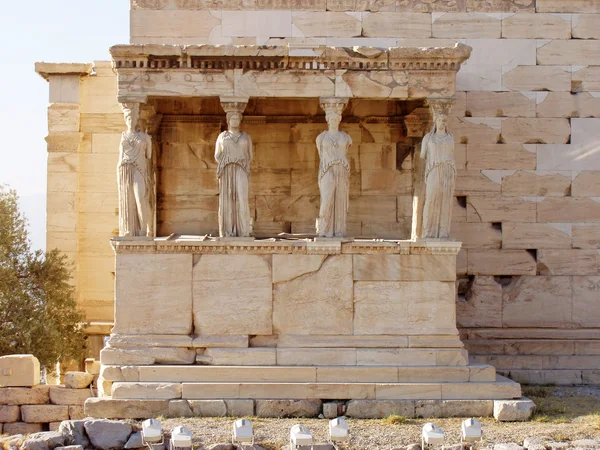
85,391,526,420
85,364,522,419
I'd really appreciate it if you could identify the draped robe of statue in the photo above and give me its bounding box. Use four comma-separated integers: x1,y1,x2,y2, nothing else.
215,130,253,237
420,128,456,238
117,131,153,236
316,130,352,237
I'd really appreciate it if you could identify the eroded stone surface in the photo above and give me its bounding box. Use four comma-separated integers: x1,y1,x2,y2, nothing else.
193,254,273,336
273,255,353,335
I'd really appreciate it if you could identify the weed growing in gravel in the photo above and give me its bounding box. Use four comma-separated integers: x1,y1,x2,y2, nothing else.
383,415,410,425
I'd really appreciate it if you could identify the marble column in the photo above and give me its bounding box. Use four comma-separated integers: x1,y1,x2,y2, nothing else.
117,102,155,237
216,97,253,238
316,97,351,238
412,98,456,240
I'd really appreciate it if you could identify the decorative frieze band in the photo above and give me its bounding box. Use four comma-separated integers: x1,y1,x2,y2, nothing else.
110,237,462,255
160,114,406,125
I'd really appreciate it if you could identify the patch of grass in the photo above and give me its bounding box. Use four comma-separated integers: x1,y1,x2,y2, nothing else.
551,432,571,442
532,414,551,423
257,441,279,450
523,386,555,399
383,414,410,425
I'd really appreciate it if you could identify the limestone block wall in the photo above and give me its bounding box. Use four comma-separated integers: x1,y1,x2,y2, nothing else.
0,383,93,435
43,62,123,325
156,98,413,237
105,0,600,384
39,0,600,381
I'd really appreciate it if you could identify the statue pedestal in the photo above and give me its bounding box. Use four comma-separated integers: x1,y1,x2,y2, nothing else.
86,237,521,419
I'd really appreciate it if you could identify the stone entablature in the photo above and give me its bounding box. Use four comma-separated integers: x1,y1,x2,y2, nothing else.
110,44,471,102
110,237,463,255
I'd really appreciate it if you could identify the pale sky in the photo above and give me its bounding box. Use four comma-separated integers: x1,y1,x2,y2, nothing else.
0,1,129,250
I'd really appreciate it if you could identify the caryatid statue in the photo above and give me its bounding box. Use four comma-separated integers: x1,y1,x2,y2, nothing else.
117,103,153,237
215,98,253,238
316,97,352,238
420,99,456,239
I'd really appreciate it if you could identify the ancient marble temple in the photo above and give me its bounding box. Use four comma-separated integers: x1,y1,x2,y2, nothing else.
85,40,522,417
44,0,600,420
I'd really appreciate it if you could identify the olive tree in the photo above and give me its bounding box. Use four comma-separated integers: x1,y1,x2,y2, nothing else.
0,185,86,369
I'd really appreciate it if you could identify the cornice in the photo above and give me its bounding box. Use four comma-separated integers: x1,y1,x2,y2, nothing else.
110,44,472,73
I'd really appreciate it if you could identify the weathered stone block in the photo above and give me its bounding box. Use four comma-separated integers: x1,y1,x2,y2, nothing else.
0,405,20,422
537,0,600,13
494,398,535,421
501,170,571,197
536,92,600,119
502,276,573,328
0,386,50,405
273,255,353,335
49,387,91,406
0,355,40,387
255,399,322,418
537,40,600,65
21,405,69,423
111,382,182,400
573,276,600,328
353,254,456,281
573,224,600,248
501,118,570,144
538,250,599,276
202,348,277,366
64,372,94,390
362,12,431,38
114,253,193,335
225,399,254,417
293,11,361,37
84,420,132,450
502,12,571,39
573,66,600,92
100,348,154,365
467,249,536,275
433,13,501,38
84,398,170,419
3,422,44,435
457,276,503,328
277,348,356,366
502,223,572,249
189,400,227,417
26,432,65,450
502,65,571,92
572,171,600,196
467,144,536,170
167,399,193,418
538,198,600,223
354,281,457,335
130,10,221,44
193,255,273,336
467,195,536,222
68,406,86,421
451,223,502,249
346,399,415,419
466,92,535,118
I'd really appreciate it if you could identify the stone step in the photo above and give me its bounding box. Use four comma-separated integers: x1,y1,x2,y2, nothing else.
195,347,469,366
111,375,521,401
134,364,496,383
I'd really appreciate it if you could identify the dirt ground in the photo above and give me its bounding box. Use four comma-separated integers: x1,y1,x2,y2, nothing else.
154,386,600,450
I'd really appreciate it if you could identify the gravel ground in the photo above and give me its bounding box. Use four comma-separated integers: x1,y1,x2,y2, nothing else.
151,387,600,450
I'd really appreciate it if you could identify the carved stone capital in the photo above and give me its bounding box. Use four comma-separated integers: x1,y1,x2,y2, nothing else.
427,98,455,121
220,96,249,114
319,97,349,115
